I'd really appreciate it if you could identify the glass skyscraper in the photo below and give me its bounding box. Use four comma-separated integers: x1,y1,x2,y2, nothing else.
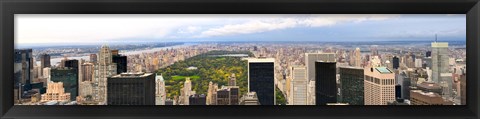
248,58,275,105
315,61,337,105
339,66,364,105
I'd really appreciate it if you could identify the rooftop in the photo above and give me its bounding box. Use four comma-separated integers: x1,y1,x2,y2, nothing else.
375,67,392,74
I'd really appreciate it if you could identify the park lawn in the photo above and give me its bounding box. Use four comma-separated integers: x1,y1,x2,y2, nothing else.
171,75,201,81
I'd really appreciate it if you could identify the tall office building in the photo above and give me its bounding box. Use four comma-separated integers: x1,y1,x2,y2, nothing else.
306,53,336,81
43,67,51,83
247,58,275,105
206,82,218,105
81,63,94,82
353,48,362,67
155,74,166,105
431,42,451,96
107,72,155,105
189,94,207,105
65,59,79,70
364,66,396,105
40,53,51,75
315,61,337,105
94,45,117,104
397,72,411,99
14,49,33,91
216,88,230,105
229,86,240,105
290,66,307,105
339,66,364,105
182,78,193,105
41,82,71,102
51,67,78,101
90,54,97,63
112,51,127,74
392,56,400,69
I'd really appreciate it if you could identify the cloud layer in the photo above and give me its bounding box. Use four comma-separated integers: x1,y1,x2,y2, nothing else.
15,14,464,44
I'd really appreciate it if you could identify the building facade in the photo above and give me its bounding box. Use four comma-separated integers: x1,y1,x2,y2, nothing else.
339,66,364,105
107,72,155,105
247,58,275,105
364,66,396,105
315,61,337,105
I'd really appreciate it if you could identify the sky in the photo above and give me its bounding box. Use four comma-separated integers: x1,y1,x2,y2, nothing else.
15,14,466,45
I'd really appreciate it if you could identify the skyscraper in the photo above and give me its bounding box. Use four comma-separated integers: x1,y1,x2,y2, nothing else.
315,61,337,105
90,54,97,63
206,82,218,105
155,74,166,105
112,52,127,74
40,53,51,75
51,67,78,101
183,78,193,105
306,53,336,81
189,94,207,105
354,48,362,67
94,45,117,104
247,58,275,105
14,49,33,91
392,56,400,69
81,63,94,82
290,66,307,105
65,59,79,70
107,72,155,105
339,66,364,105
364,66,395,105
431,42,450,87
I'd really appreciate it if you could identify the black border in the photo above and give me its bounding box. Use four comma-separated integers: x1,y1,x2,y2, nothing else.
1,0,479,119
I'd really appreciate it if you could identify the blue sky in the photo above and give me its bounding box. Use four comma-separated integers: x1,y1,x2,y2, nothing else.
15,14,465,45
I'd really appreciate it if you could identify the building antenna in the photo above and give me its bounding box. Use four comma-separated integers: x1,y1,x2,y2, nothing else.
435,34,437,42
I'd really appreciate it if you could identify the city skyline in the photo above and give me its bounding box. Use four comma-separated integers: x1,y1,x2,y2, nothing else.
16,14,465,45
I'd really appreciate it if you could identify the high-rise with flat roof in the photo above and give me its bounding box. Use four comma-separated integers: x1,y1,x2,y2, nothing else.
290,66,307,105
306,53,336,81
315,61,337,105
431,42,452,97
107,72,155,105
247,58,275,105
339,66,364,105
364,66,396,105
94,45,117,104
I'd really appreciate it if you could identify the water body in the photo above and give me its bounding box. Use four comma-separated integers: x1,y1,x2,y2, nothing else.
36,43,196,66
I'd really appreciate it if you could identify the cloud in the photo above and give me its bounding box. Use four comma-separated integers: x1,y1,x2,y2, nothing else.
177,26,202,34
195,18,298,38
195,14,399,38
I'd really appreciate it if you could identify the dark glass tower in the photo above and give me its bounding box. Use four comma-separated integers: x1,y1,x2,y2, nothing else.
40,53,51,69
64,59,79,70
339,67,364,105
392,56,400,69
315,61,337,105
248,59,275,105
112,55,127,74
50,67,78,101
189,94,207,105
14,49,33,91
395,84,402,99
107,72,155,105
